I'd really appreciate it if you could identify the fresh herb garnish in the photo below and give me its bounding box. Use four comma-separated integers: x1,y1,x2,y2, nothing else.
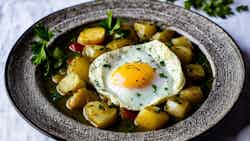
98,104,105,110
31,24,55,76
160,61,165,66
164,87,168,91
236,5,249,12
152,84,157,93
159,73,168,78
99,10,129,39
165,0,248,19
49,92,62,102
103,64,111,68
166,41,173,48
136,93,141,97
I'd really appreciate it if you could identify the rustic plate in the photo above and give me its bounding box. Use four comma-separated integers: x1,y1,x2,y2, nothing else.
4,0,245,140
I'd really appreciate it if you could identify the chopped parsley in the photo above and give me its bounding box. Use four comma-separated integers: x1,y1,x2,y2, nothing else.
159,73,168,78
98,104,105,110
136,47,141,50
160,61,166,67
236,5,249,12
152,84,157,93
103,64,111,68
166,41,173,48
164,87,168,91
136,93,141,97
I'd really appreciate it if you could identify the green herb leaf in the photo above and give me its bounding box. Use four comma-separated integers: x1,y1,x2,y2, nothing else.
159,73,168,79
160,61,165,66
136,93,141,97
103,64,111,68
34,24,53,41
236,5,249,12
31,45,47,65
152,84,157,93
49,92,62,102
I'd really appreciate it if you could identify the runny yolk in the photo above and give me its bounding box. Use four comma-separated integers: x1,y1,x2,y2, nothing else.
111,62,155,88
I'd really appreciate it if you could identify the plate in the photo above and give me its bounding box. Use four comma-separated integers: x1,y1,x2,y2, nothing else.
5,0,245,140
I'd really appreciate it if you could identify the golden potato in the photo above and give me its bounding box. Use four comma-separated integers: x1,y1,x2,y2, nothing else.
151,29,175,42
66,88,99,110
51,74,64,84
107,38,132,50
171,46,193,64
82,45,107,59
121,23,139,42
56,73,85,95
172,36,193,49
165,97,191,120
134,22,157,41
134,106,169,130
180,86,204,104
77,27,106,45
67,56,90,81
186,64,205,80
83,101,118,128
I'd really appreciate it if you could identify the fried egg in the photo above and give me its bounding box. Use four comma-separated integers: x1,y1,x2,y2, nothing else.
89,40,185,111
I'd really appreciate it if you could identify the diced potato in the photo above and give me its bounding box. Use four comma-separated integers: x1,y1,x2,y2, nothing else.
134,22,157,41
83,101,118,128
107,38,132,50
56,73,85,95
121,23,139,42
77,27,106,45
134,106,169,130
52,74,64,84
171,46,193,64
82,45,107,59
66,88,99,110
186,64,205,80
165,97,191,120
172,36,193,49
180,86,204,104
67,56,90,81
151,29,175,42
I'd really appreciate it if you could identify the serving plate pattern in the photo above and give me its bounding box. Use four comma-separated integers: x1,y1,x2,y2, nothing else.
5,0,245,140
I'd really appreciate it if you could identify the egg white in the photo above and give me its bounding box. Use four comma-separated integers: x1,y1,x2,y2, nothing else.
89,40,185,111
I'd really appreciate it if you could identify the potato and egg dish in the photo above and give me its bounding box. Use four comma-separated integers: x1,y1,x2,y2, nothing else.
43,12,213,132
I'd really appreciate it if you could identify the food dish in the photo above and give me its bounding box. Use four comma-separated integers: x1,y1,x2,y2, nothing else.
41,12,213,132
4,0,245,140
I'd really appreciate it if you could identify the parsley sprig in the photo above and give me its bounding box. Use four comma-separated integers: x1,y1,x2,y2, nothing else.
99,10,129,39
166,0,248,19
31,24,54,76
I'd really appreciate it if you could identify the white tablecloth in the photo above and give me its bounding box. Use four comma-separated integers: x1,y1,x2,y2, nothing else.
0,0,250,141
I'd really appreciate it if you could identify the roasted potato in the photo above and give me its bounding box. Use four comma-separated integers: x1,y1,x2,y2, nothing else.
77,27,106,45
67,56,90,81
186,64,205,80
83,101,118,128
107,38,132,50
82,45,107,59
134,106,169,130
172,36,193,49
52,74,64,84
56,73,85,95
180,86,204,104
121,23,139,42
66,88,99,110
134,22,157,41
165,97,191,120
151,29,175,42
171,46,193,64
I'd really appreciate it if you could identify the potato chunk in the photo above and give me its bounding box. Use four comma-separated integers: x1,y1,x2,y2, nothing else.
171,46,193,64
66,88,99,110
134,106,169,130
56,73,85,95
67,56,90,81
180,86,204,104
151,29,175,42
82,45,107,59
165,97,191,120
83,101,118,128
77,27,105,45
172,36,193,49
186,64,205,80
134,22,157,41
107,38,132,50
52,74,64,84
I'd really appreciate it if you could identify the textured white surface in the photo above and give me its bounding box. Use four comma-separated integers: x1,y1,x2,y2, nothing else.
0,0,250,141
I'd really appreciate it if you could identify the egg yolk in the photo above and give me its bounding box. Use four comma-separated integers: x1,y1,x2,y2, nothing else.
111,63,155,88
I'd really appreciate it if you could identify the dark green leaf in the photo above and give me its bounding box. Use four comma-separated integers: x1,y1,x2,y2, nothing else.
34,24,53,41
236,5,249,12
